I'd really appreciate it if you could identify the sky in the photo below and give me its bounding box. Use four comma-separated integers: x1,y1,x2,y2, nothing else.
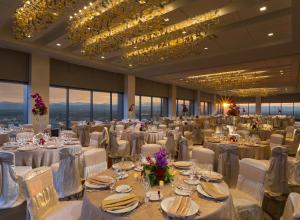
0,82,24,103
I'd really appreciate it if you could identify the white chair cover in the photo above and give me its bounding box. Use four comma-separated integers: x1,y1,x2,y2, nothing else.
270,134,284,150
89,132,102,148
281,192,300,220
100,127,109,148
82,148,107,179
191,147,214,171
183,131,193,147
231,158,268,220
286,126,295,139
79,125,90,147
0,151,22,209
218,144,239,188
52,147,82,198
178,137,189,161
165,131,176,157
130,132,145,156
192,126,203,145
23,166,82,220
265,146,288,195
108,131,130,157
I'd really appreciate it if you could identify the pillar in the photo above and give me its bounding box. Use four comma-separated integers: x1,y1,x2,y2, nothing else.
28,53,50,133
211,94,217,115
194,90,201,116
124,75,135,119
256,96,262,115
168,85,177,118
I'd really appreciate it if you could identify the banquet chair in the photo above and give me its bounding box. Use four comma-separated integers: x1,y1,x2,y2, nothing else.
130,131,145,155
51,147,83,199
192,126,203,145
88,131,102,148
264,146,289,196
141,144,161,157
78,125,91,147
281,192,300,220
178,137,189,161
0,151,27,209
218,144,239,188
157,131,176,156
99,127,109,149
191,147,214,171
158,124,167,136
230,158,268,220
23,166,82,220
286,126,295,140
183,131,193,149
285,130,300,156
108,131,130,158
82,148,107,179
202,128,215,140
288,144,300,185
270,133,284,150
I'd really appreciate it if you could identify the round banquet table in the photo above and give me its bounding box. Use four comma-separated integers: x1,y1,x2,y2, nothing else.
80,169,234,220
145,131,164,144
204,141,270,170
1,143,81,168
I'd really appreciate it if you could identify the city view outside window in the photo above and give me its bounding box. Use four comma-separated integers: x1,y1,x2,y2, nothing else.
93,91,110,121
141,96,151,120
49,87,67,128
176,99,194,116
135,95,140,119
152,97,162,120
112,93,123,120
68,89,91,125
0,82,27,126
135,95,168,120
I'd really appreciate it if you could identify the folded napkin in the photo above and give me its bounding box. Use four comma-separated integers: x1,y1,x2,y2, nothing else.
202,173,223,181
101,194,139,211
116,162,133,170
87,176,113,185
174,161,192,167
199,182,228,200
168,196,191,217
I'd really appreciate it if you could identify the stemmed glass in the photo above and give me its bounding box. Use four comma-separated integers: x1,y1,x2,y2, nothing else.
143,175,151,203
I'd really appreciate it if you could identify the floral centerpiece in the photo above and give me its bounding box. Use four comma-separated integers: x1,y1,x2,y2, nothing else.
143,148,174,186
31,92,47,132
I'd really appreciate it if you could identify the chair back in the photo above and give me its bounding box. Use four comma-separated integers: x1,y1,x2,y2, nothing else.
282,193,300,220
23,167,59,220
89,132,101,147
217,144,239,188
270,134,284,150
165,131,176,157
183,131,193,146
192,147,214,171
0,151,19,209
192,126,203,145
237,158,268,206
266,146,288,195
178,136,189,161
286,126,295,139
100,127,109,148
82,148,107,179
55,147,82,198
108,131,119,155
78,125,91,147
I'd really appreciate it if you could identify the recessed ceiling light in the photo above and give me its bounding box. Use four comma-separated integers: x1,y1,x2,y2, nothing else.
133,46,137,49
74,13,77,16
56,43,61,47
81,50,85,53
163,18,170,22
280,72,284,75
260,6,267,12
89,2,93,6
138,0,146,4
204,47,208,50
100,56,105,59
268,32,274,37
84,6,87,10
129,64,133,67
182,30,187,34
88,27,91,30
69,16,73,20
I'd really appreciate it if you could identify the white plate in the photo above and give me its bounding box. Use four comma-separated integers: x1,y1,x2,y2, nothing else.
103,193,139,214
175,187,191,196
134,166,143,172
112,162,135,171
196,183,229,200
184,179,200,185
146,191,163,201
116,185,132,193
117,173,129,180
180,170,192,176
161,196,198,218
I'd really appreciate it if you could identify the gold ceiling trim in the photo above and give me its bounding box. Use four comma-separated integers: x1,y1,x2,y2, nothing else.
14,0,81,40
228,88,283,97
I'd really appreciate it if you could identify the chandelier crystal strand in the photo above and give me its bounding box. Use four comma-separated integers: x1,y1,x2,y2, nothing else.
14,0,83,40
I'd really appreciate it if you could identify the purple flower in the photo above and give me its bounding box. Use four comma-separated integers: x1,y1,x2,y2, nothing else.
155,148,168,169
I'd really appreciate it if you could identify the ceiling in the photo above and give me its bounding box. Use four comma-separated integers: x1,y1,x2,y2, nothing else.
0,0,300,97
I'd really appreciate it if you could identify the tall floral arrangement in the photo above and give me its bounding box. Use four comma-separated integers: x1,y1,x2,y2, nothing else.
143,148,173,186
31,93,47,115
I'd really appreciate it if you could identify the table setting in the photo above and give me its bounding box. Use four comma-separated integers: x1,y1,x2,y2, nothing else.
80,149,234,220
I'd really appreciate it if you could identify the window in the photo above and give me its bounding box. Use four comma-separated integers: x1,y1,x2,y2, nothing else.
294,103,300,120
68,89,91,125
0,82,27,126
237,103,249,115
269,103,282,115
162,97,168,117
93,92,110,121
141,96,151,120
282,103,294,115
200,101,211,115
49,87,67,128
135,96,140,119
248,103,256,115
261,103,269,115
112,93,123,120
152,97,162,119
177,99,193,116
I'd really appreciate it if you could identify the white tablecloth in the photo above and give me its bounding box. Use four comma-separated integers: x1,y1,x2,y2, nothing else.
145,131,164,144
